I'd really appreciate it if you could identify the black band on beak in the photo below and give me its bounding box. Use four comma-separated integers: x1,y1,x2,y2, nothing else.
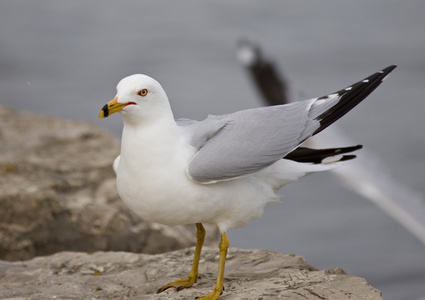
101,103,109,118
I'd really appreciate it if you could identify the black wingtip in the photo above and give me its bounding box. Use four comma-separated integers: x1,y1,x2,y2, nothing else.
313,65,396,136
285,144,363,164
334,65,397,98
383,65,397,73
380,65,397,80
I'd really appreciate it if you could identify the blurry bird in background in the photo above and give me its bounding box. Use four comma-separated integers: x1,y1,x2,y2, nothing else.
236,39,425,247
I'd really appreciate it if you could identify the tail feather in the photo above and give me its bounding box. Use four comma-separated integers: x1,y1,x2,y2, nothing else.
285,145,363,164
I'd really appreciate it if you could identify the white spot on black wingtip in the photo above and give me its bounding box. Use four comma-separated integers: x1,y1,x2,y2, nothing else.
379,70,384,73
362,79,369,83
345,87,352,91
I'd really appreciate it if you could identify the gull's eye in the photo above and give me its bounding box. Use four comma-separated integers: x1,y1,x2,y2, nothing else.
138,89,148,97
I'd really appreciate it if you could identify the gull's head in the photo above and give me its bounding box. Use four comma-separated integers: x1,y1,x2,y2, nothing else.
99,74,171,122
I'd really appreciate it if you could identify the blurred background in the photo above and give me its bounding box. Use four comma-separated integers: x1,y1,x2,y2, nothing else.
1,1,424,299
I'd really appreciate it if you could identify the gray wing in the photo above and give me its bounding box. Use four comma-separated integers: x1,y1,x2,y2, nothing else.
183,65,396,184
183,97,335,184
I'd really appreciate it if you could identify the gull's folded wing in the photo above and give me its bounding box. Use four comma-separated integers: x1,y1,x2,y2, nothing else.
185,66,396,184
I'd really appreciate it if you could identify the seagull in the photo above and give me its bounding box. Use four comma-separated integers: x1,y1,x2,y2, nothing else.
99,65,395,299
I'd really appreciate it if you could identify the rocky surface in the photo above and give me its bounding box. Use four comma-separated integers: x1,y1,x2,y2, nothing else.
0,106,217,261
0,247,381,300
0,106,381,299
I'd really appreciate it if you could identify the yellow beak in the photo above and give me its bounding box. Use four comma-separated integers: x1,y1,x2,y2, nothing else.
99,97,129,119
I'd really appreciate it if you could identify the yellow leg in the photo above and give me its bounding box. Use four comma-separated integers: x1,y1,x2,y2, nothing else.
157,223,206,293
195,231,229,300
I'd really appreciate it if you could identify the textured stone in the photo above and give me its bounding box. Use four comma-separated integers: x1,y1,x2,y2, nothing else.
0,247,381,299
0,106,381,299
0,106,217,261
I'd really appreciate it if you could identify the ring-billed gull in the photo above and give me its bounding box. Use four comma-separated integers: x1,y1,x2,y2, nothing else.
99,65,395,299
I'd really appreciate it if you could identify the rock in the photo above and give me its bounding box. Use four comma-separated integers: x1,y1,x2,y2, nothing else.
0,106,381,299
0,247,381,299
0,106,218,261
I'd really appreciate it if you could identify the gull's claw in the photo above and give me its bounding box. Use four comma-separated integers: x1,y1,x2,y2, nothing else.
156,272,199,293
194,288,223,300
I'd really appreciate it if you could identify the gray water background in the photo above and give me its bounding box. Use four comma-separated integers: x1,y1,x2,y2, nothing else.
1,1,425,299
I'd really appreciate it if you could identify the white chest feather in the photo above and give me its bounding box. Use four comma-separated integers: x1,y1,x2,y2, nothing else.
115,121,207,224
